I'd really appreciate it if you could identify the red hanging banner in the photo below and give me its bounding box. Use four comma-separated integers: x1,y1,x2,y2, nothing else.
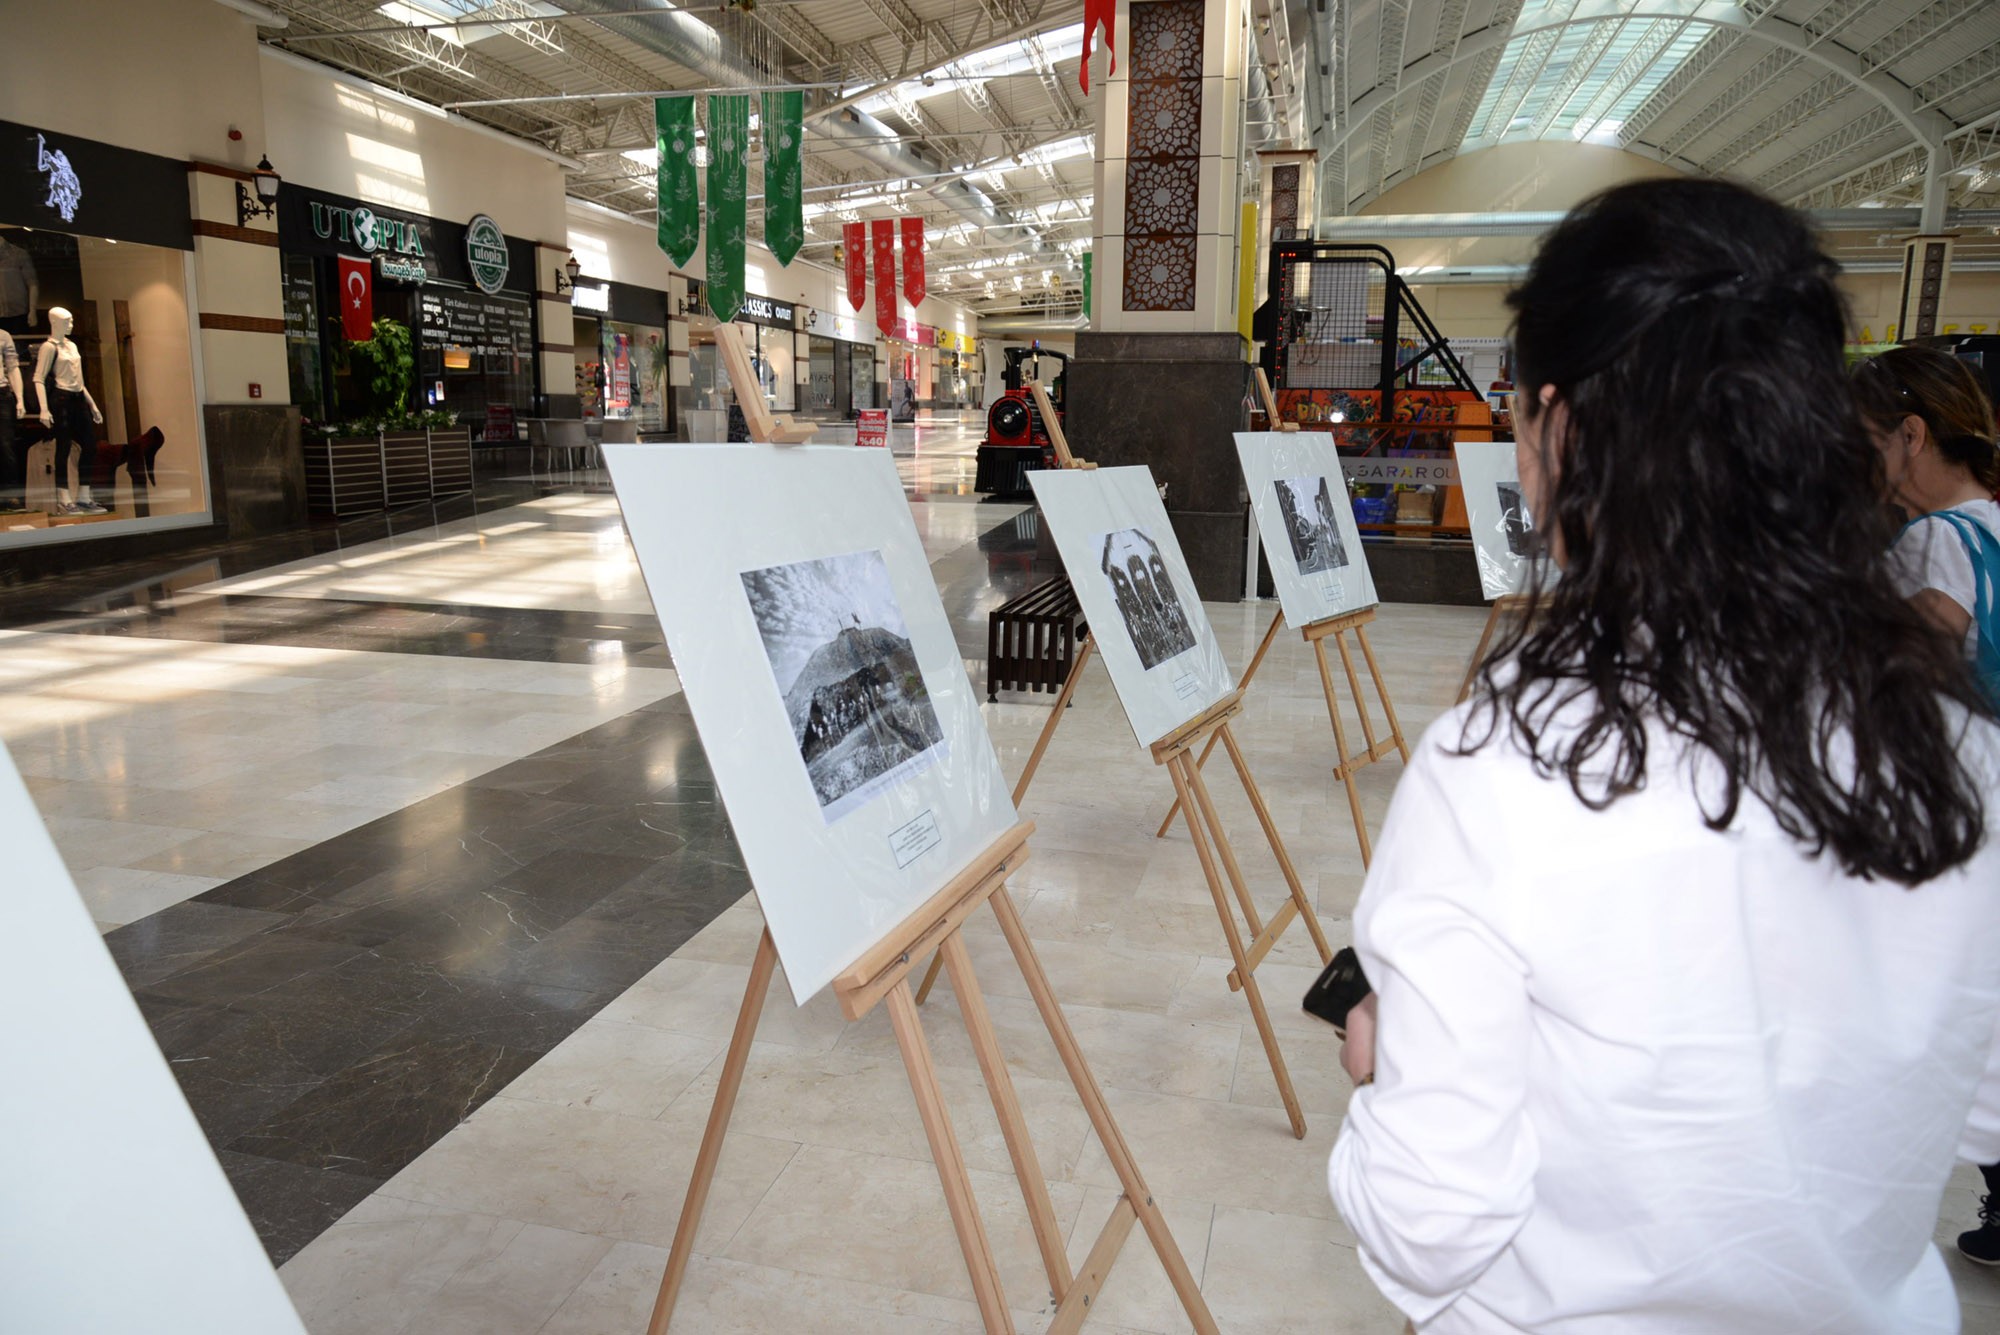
841,221,867,313
900,216,926,308
1081,0,1116,94
337,255,374,342
871,218,897,338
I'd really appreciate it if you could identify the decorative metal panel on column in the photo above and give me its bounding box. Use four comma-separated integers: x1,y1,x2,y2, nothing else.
1122,0,1204,313
1090,0,1248,333
1895,235,1955,341
1253,150,1316,327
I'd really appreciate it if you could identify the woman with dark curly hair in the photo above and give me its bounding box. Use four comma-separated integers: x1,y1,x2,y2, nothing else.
1327,178,2000,1332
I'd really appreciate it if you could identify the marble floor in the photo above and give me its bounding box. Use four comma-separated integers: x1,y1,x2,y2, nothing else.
7,451,1999,1332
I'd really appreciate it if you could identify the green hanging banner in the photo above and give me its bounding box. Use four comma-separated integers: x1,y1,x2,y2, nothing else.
761,90,804,267
705,95,750,323
655,97,699,267
1081,251,1092,318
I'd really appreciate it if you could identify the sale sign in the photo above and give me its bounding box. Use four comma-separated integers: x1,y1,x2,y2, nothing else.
856,408,889,449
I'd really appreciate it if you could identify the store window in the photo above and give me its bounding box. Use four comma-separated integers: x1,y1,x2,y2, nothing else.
602,319,666,430
417,287,534,422
1,120,210,547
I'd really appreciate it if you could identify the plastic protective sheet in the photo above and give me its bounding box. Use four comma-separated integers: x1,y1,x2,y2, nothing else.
603,442,1016,1003
1236,431,1379,627
1455,441,1554,600
0,741,309,1335
1029,465,1235,748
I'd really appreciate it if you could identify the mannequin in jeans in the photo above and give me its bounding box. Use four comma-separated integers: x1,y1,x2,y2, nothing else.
34,306,104,515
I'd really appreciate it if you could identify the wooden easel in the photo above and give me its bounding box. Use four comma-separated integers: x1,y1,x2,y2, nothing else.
1157,605,1407,866
1029,382,1096,469
1253,367,1298,433
645,822,1219,1335
714,323,817,444
1456,592,1531,703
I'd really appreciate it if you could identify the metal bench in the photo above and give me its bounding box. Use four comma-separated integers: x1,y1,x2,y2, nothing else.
986,575,1089,703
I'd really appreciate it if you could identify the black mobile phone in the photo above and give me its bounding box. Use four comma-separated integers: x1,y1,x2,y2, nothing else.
1303,947,1372,1031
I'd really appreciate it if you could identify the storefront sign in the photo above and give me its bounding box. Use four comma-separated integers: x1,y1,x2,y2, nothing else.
1339,455,1459,486
571,281,610,313
465,213,510,295
311,201,426,258
1,119,192,250
376,254,427,284
281,186,531,293
738,294,796,327
856,408,889,449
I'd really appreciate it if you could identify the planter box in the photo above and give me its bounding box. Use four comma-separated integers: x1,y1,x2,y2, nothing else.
381,431,431,509
303,435,387,516
427,427,473,498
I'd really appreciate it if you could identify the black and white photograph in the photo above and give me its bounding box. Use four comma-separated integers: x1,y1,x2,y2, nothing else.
1496,481,1539,557
1273,475,1350,575
1099,527,1198,670
741,548,946,823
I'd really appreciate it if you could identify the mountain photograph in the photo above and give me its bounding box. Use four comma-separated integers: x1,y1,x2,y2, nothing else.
741,548,945,821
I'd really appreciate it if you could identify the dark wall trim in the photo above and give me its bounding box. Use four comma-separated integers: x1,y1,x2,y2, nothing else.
192,219,280,247
187,160,256,182
536,341,571,354
199,313,287,334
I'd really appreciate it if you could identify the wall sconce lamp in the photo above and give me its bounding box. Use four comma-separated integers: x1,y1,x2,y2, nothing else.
236,155,281,226
553,252,583,294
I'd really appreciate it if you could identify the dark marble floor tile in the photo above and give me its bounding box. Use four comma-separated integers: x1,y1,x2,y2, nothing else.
104,903,290,990
214,1151,385,1268
140,933,368,1008
225,1037,540,1182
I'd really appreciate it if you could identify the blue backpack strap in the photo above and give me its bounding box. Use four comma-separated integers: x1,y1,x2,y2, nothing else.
1909,508,2000,707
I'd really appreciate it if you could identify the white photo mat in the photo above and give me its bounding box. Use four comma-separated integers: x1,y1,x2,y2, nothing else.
605,442,1017,1002
1454,441,1546,600
1029,465,1234,748
1236,431,1379,627
0,742,309,1335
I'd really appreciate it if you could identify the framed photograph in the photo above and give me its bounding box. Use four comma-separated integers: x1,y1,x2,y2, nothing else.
1455,441,1551,599
1029,466,1233,748
604,443,1016,1002
1236,432,1378,626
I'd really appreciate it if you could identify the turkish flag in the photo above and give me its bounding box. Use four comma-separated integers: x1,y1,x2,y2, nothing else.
338,256,373,342
871,218,896,338
842,221,867,313
900,217,925,308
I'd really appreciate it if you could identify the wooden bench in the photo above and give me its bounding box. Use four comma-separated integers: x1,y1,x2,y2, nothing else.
987,576,1089,702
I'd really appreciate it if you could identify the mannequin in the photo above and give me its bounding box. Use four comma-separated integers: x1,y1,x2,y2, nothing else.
35,307,104,515
0,325,21,508
0,234,37,335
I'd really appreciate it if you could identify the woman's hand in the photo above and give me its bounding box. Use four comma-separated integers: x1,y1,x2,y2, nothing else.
1340,993,1378,1086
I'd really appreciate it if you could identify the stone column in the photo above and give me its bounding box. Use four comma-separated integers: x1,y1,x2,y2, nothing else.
1894,234,1956,342
1067,0,1254,600
534,241,579,417
187,161,302,538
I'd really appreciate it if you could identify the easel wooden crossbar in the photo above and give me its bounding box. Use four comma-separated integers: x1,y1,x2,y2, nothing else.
645,821,1219,1335
714,323,817,444
1157,605,1408,865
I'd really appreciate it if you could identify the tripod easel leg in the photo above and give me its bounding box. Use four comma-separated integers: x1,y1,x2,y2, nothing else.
1457,600,1508,703
941,932,1074,1301
1312,638,1374,867
1218,724,1332,967
917,639,1095,1007
1168,752,1307,1140
1331,627,1380,756
1355,624,1410,761
648,929,780,1335
887,978,1014,1333
1156,608,1286,838
988,887,1221,1334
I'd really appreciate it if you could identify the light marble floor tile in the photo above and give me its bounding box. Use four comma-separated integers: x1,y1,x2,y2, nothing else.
0,630,681,920
70,866,226,930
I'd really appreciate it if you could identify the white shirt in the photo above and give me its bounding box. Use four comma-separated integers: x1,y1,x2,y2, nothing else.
1892,499,2000,659
35,337,82,393
1329,701,2000,1333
